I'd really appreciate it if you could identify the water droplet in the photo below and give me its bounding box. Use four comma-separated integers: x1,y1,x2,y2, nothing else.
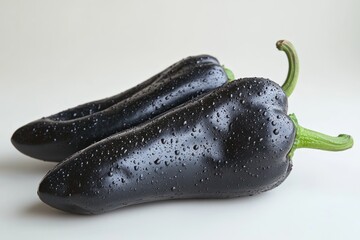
154,159,161,165
193,145,199,150
273,129,279,135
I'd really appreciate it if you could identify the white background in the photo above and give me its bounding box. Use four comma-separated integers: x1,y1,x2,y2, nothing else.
0,0,359,239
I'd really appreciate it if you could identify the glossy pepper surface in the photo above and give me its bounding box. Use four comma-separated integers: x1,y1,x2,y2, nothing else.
38,41,353,214
11,55,233,162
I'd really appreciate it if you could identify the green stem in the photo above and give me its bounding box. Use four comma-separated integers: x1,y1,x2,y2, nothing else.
276,40,299,97
222,65,235,82
288,114,354,158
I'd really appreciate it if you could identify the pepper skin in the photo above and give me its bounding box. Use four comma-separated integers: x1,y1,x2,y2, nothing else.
38,77,295,214
38,40,353,214
11,55,231,162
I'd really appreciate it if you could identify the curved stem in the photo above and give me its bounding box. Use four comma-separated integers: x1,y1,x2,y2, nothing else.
288,114,354,158
277,40,299,97
222,66,235,82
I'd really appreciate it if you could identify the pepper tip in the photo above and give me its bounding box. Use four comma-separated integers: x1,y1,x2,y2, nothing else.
276,40,286,50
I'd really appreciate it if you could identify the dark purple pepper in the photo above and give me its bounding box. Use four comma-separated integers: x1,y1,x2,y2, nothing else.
11,55,233,162
37,40,353,214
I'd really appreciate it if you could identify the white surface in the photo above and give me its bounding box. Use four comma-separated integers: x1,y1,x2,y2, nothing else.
0,1,359,239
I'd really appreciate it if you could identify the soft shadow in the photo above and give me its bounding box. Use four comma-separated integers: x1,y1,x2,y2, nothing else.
109,195,264,214
23,202,84,219
22,194,267,218
0,154,56,175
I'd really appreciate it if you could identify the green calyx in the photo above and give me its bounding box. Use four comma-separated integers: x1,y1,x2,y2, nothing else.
277,40,299,97
288,114,354,159
278,40,353,158
223,65,235,82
